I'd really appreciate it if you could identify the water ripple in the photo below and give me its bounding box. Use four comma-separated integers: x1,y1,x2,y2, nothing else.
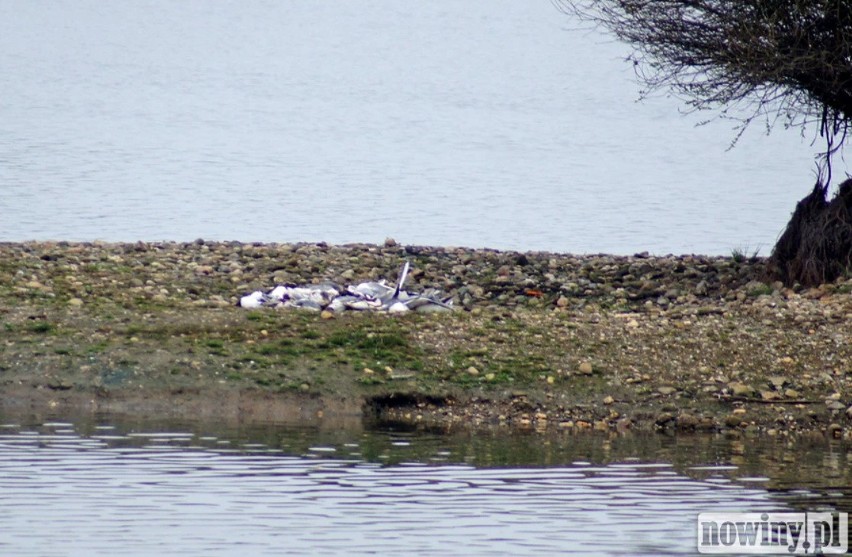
0,420,825,557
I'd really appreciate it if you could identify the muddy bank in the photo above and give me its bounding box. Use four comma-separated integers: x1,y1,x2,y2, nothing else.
1,240,850,437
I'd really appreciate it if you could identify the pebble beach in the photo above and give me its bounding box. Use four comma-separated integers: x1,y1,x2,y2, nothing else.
1,240,850,438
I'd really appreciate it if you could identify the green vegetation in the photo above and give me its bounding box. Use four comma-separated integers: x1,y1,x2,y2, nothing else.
747,283,774,297
2,242,851,434
28,322,54,334
731,246,761,264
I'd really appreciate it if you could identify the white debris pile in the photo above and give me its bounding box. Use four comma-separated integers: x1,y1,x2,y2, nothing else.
238,262,453,313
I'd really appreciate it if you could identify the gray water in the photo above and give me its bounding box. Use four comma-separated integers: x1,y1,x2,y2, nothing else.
0,0,836,255
0,413,849,557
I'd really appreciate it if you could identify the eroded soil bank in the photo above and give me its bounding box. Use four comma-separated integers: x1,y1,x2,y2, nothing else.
1,241,850,438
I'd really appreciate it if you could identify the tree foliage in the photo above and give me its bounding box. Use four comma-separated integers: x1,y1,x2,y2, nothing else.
554,0,852,179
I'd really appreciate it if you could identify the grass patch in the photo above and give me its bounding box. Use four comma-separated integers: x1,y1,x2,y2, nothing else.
313,324,424,371
731,245,761,263
28,322,53,334
747,283,774,297
325,330,407,357
86,341,110,354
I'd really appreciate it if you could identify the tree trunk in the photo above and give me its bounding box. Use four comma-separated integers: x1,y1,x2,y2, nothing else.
767,179,852,287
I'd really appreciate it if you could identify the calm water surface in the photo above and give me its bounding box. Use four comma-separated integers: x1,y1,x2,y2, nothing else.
0,411,849,556
0,1,837,254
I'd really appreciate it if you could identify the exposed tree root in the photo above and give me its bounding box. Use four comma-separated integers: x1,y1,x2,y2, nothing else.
768,179,852,287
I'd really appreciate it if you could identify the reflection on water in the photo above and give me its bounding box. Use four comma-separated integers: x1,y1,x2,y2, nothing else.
0,412,848,556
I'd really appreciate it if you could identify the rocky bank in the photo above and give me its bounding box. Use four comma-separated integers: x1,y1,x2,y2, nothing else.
0,240,850,438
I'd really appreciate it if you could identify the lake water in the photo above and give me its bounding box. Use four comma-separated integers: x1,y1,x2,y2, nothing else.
0,0,838,255
0,411,849,556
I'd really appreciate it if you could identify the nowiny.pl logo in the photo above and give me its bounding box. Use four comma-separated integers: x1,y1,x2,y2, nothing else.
697,512,848,554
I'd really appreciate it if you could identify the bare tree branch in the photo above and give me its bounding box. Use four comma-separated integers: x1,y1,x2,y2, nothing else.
553,0,852,174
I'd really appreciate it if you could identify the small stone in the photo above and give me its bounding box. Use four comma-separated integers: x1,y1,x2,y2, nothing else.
724,415,743,428
363,368,375,375
578,362,594,375
826,400,846,411
655,412,675,426
729,382,755,397
603,395,615,405
546,375,555,384
626,319,639,329
732,408,747,415
846,405,852,420
676,413,699,430
768,376,787,389
657,386,677,396
784,389,800,399
761,390,781,401
47,379,73,390
67,298,83,307
556,296,569,308
320,310,334,320
467,366,479,376
383,237,398,247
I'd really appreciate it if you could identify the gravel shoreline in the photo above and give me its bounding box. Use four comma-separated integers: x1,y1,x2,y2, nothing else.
1,240,850,437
